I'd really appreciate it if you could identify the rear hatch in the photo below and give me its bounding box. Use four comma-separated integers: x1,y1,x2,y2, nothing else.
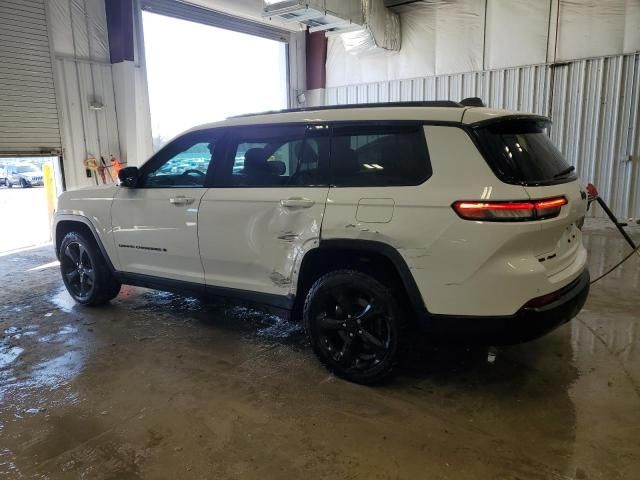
473,117,588,278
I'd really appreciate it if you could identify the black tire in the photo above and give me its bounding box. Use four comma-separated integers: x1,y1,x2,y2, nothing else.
303,269,407,385
20,178,28,188
59,231,121,306
7,180,12,188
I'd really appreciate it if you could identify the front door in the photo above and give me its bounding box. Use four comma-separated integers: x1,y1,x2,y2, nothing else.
111,129,222,284
198,124,330,298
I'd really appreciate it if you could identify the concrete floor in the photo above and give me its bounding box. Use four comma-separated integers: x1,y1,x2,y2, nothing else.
1,226,639,479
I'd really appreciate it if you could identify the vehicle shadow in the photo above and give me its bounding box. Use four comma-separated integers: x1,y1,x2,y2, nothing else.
119,288,581,477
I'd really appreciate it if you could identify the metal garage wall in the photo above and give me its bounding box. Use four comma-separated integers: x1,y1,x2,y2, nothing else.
47,0,122,189
326,64,551,115
54,57,120,188
0,0,61,154
324,54,640,220
550,55,640,220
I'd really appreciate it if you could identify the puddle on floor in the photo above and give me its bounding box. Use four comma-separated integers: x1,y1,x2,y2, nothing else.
50,287,76,313
132,290,305,344
0,448,19,477
224,305,303,340
28,350,83,388
38,324,79,344
134,290,203,313
0,346,24,369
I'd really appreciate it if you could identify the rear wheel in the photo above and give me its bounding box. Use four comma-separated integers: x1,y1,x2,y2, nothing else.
59,231,121,306
20,178,28,188
7,180,12,188
303,270,406,384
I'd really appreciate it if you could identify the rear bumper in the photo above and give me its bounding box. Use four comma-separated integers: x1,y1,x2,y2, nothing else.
419,269,590,344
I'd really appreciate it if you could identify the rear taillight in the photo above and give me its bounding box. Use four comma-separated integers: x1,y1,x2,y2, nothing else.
452,196,567,222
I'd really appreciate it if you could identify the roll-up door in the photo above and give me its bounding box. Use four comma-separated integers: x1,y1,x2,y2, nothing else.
0,0,61,154
140,0,290,43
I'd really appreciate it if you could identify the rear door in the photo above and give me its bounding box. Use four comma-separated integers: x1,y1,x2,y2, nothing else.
112,129,222,284
474,119,588,277
198,124,330,298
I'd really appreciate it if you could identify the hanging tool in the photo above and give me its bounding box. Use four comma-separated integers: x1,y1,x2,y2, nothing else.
111,155,125,179
98,156,113,184
83,156,99,185
586,183,638,251
585,183,640,285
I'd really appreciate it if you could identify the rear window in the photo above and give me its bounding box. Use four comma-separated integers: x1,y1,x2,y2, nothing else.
330,124,431,187
474,120,576,185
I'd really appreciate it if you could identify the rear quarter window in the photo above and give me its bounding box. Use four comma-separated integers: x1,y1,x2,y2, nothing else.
474,119,576,185
330,124,431,187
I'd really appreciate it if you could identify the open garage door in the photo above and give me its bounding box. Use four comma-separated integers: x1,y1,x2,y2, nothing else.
140,0,291,43
0,0,61,154
140,0,293,147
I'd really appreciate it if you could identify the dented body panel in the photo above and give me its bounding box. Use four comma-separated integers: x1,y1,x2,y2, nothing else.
198,187,329,296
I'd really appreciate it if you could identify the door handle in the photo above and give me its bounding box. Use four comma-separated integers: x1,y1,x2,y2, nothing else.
280,197,315,209
169,196,195,206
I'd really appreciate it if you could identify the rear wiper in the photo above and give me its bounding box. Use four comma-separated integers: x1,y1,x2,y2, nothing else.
553,165,575,178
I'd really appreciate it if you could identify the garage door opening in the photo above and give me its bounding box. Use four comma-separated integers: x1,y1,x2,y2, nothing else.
0,156,63,254
142,11,289,150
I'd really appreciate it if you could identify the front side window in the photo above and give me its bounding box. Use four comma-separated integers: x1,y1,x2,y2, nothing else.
141,131,218,187
224,125,329,187
330,125,431,187
12,165,39,174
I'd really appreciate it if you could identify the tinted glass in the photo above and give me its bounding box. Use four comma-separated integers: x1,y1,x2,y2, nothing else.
330,125,431,186
141,132,218,187
14,165,39,173
475,120,576,184
225,125,329,187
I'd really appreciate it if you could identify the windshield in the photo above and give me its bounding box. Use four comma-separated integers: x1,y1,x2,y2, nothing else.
475,119,576,185
14,165,39,174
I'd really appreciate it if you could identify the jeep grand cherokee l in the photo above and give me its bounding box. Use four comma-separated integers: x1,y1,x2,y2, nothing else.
53,102,589,384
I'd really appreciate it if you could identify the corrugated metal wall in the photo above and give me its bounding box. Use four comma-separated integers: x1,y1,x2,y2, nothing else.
324,54,640,219
48,0,121,189
54,57,120,189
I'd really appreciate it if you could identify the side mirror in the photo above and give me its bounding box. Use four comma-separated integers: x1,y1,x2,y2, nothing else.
118,166,139,187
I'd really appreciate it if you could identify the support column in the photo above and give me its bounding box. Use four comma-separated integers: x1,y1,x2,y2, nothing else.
105,0,152,166
305,31,327,107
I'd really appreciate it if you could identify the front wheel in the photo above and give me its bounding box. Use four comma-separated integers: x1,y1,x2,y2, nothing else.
59,231,121,306
303,270,406,384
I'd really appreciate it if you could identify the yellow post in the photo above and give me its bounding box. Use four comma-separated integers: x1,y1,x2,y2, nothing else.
43,163,56,240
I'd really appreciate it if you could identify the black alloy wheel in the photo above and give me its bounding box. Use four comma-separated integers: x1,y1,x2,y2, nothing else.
61,241,96,301
304,270,404,384
59,231,121,306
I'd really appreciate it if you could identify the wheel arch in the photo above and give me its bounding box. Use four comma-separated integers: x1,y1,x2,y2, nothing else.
293,239,427,319
54,216,115,272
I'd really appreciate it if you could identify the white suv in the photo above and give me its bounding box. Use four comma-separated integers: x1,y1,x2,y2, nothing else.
53,102,590,384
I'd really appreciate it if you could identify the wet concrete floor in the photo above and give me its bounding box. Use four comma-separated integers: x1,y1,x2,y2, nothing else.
0,227,639,479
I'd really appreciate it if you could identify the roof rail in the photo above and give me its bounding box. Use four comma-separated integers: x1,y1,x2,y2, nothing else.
228,101,463,119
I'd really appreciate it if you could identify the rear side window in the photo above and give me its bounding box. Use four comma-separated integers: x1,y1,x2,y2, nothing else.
223,125,329,187
330,124,431,187
474,120,576,185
